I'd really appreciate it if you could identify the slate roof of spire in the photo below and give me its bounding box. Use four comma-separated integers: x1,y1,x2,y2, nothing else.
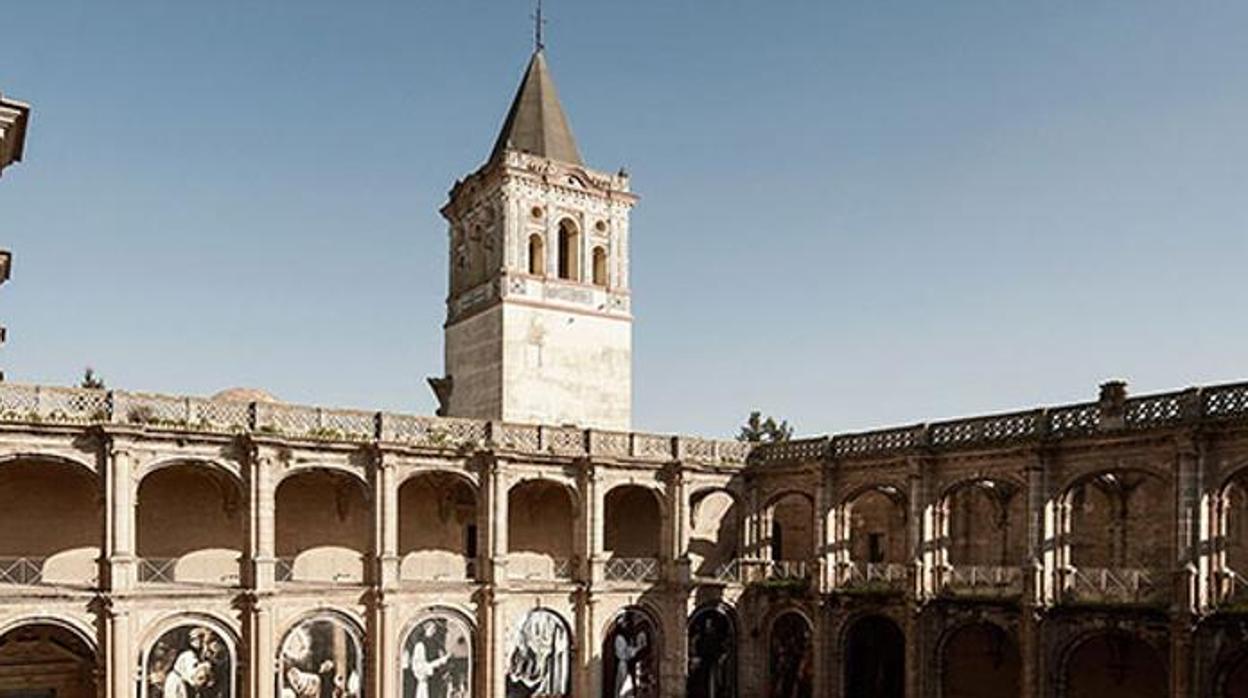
489,50,583,166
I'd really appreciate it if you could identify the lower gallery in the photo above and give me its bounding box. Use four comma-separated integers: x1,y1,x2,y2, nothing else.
0,379,1246,697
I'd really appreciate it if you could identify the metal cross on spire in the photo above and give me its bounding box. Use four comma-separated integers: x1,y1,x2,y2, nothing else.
532,0,547,52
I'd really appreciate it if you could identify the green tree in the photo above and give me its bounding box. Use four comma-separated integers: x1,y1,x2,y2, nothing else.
737,411,793,443
80,367,105,390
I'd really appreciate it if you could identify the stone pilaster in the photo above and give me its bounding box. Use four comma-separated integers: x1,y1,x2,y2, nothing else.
103,603,132,698
374,450,400,590
247,447,278,591
101,439,136,591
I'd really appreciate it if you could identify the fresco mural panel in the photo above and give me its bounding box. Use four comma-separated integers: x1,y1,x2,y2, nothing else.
505,608,571,698
142,624,234,698
768,611,812,698
279,614,364,698
601,607,658,698
687,605,736,698
402,609,473,698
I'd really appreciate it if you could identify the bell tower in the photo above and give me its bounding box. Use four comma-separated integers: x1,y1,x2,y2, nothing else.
432,49,637,429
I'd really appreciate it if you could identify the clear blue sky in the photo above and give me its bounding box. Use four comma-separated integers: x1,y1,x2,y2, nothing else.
1,2,1245,437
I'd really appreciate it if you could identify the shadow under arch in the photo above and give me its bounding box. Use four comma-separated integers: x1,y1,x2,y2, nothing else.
936,620,1019,698
275,468,371,584
843,613,904,698
600,603,663,698
687,601,737,698
0,455,101,587
1057,629,1166,698
768,608,814,698
0,617,99,698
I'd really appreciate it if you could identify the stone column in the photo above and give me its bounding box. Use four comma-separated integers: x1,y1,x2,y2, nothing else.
583,465,605,584
814,475,831,592
665,464,690,583
1021,453,1048,698
1175,435,1205,613
101,441,136,591
247,598,276,698
374,450,400,590
374,594,399,698
575,588,598,698
480,458,509,584
104,604,132,698
247,448,277,591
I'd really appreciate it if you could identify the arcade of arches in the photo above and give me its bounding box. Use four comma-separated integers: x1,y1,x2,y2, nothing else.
0,379,1244,697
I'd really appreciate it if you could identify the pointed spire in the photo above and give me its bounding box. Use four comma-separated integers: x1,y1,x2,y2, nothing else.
489,50,583,166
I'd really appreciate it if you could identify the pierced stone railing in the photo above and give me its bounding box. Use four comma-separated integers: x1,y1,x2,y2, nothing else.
750,437,829,464
1124,391,1188,429
930,411,1039,447
138,557,177,584
763,559,810,582
553,557,575,580
1063,566,1166,606
0,556,97,588
833,425,923,458
838,561,909,592
603,557,660,583
713,559,743,584
0,556,44,585
0,383,746,464
941,564,1024,597
1048,402,1102,436
1,379,1244,467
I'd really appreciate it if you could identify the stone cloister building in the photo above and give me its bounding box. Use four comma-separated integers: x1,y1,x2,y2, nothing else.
2,50,1248,698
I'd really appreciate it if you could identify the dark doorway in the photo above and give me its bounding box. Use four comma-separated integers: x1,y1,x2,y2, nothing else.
0,623,97,698
1064,632,1165,698
941,623,1019,698
845,615,904,698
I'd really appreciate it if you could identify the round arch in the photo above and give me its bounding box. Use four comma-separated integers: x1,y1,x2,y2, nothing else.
1058,464,1172,499
395,466,479,492
277,609,367,698
399,605,476,698
0,614,98,654
137,613,240,698
0,617,99,698
506,607,573,697
937,474,1025,503
840,482,908,509
136,456,243,487
687,603,737,698
275,470,372,584
601,605,663,698
937,620,1019,698
842,613,905,698
0,451,97,476
1057,629,1167,698
768,609,814,698
274,463,371,491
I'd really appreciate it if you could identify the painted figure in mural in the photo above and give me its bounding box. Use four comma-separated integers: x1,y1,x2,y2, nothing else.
687,609,735,698
602,609,657,698
144,625,232,698
279,619,363,698
505,610,570,698
768,613,812,698
403,614,472,698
